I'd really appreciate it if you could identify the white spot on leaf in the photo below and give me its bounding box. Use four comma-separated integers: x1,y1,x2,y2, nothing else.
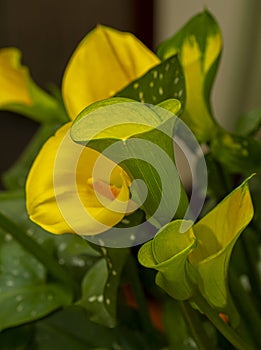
16,304,24,312
5,234,12,242
88,295,97,303
58,242,67,251
97,295,104,303
159,87,164,95
6,280,14,287
72,257,86,267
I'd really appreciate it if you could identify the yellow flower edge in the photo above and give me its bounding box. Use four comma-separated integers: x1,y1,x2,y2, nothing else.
62,25,160,120
0,48,32,107
26,122,131,236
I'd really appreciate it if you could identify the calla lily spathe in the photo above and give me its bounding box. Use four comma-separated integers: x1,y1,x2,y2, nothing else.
26,123,131,235
139,179,253,309
23,26,159,235
0,48,31,107
62,25,160,119
0,48,64,122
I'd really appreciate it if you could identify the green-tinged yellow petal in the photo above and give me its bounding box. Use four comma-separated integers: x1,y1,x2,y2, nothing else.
0,48,32,106
157,11,222,142
62,25,160,119
180,34,221,141
139,220,196,300
189,179,254,308
26,123,131,235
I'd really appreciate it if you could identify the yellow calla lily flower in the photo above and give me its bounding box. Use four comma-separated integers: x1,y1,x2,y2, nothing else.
0,48,32,107
0,47,65,122
62,25,160,119
26,26,159,235
26,123,131,235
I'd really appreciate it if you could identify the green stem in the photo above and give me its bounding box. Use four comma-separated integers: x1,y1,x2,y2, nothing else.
241,232,261,302
180,301,214,350
230,270,261,348
127,255,155,337
0,211,79,297
194,293,254,350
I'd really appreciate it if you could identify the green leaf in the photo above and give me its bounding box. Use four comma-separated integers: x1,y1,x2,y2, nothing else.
0,236,72,330
116,55,186,113
0,324,33,350
71,99,188,227
211,131,261,174
138,220,196,300
32,305,157,350
78,247,129,327
157,10,221,142
2,122,63,190
163,300,201,350
32,306,118,350
235,108,261,136
0,191,100,284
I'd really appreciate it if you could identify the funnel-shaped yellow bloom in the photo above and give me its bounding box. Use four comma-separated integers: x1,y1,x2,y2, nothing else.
25,26,159,235
26,123,132,235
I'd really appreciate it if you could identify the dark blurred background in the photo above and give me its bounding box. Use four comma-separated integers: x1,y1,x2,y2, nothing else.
1,0,260,189
0,0,154,186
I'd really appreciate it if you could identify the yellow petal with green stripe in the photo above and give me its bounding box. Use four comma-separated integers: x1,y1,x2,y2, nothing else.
157,11,222,142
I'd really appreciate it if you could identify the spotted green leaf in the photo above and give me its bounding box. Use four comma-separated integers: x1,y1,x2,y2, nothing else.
157,10,222,142
116,55,186,113
0,192,103,330
78,247,129,327
0,235,72,330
